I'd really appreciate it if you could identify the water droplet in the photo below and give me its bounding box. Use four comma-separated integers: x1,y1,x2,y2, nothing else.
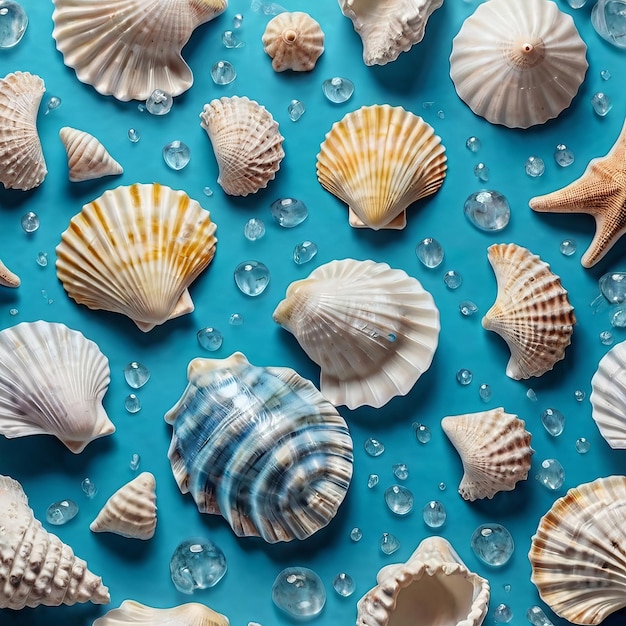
124,362,150,388
567,0,587,7
222,29,245,48
367,474,379,488
41,289,48,300
137,103,146,112
9,308,18,316
81,478,97,499
459,300,478,316
503,583,511,593
21,211,39,233
321,77,354,103
333,572,355,597
350,527,362,542
197,327,223,351
293,241,318,265
203,186,214,197
525,156,545,177
470,523,514,566
287,99,305,121
162,140,191,170
233,13,243,28
423,500,446,528
479,383,492,402
422,101,434,109
380,532,400,555
601,69,611,80
438,481,446,491
527,605,556,626
574,389,585,402
129,453,141,471
611,307,626,328
599,272,626,303
576,437,591,454
229,313,244,326
44,95,61,115
526,388,538,402
473,162,489,182
559,239,577,256
554,144,574,167
364,437,384,456
456,368,473,385
541,408,565,436
45,499,78,525
36,251,48,267
0,1,27,48
536,458,565,490
465,136,481,152
392,463,409,481
415,237,444,268
272,567,326,620
436,109,445,119
234,260,270,296
127,128,141,143
413,423,431,443
211,60,236,85
591,92,613,116
464,190,510,231
124,393,141,414
244,218,266,241
600,330,614,345
170,538,228,593
270,197,308,227
443,270,462,289
145,89,173,115
494,602,513,623
384,484,414,515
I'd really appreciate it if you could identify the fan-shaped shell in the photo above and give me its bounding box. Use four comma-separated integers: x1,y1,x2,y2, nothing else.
199,96,285,196
529,475,626,625
0,321,113,453
272,259,440,409
0,71,47,191
55,183,218,332
482,243,575,380
164,352,353,543
449,0,588,129
316,105,447,230
51,0,227,102
60,126,123,182
93,600,230,626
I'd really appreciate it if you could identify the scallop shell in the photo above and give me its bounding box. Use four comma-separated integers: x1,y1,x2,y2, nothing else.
316,105,447,230
449,0,588,128
529,475,626,625
356,536,490,626
164,352,354,543
56,183,218,332
0,321,114,453
0,474,110,609
272,259,440,409
93,600,230,626
482,243,575,380
0,258,20,287
199,96,285,196
60,127,123,182
0,71,47,191
441,407,534,501
51,0,227,102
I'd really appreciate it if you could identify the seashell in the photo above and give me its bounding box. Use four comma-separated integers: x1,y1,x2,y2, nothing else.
56,183,218,332
0,258,20,287
261,11,324,72
0,474,110,609
0,321,114,453
316,105,447,230
164,351,353,543
51,0,227,102
449,0,588,129
441,407,534,501
356,536,490,626
0,71,47,191
338,0,443,66
529,475,626,625
60,126,123,183
90,472,157,540
199,96,285,196
482,243,575,380
93,600,230,626
272,259,440,409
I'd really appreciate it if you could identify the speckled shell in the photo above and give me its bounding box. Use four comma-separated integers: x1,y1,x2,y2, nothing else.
60,127,123,182
51,0,228,101
482,243,575,379
0,258,20,287
529,476,626,625
93,600,230,626
56,183,217,332
316,105,447,230
164,352,353,543
199,96,285,196
272,259,440,409
0,71,47,190
0,321,113,453
449,0,588,128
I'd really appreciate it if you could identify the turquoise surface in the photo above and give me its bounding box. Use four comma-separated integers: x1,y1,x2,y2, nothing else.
0,0,625,624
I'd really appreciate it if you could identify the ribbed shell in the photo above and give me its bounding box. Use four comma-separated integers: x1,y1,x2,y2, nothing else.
0,258,20,287
272,259,440,409
60,126,123,182
93,600,230,626
51,0,227,101
0,321,113,453
482,243,575,380
165,352,353,543
316,105,447,230
0,71,47,191
55,183,218,332
449,0,588,128
529,476,626,625
199,96,285,196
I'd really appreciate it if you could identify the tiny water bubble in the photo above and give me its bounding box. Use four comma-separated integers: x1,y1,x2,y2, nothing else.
436,109,445,119
385,485,414,515
234,260,270,296
81,478,98,499
244,218,266,241
470,523,514,566
21,211,39,233
576,437,591,454
560,239,577,256
287,99,305,122
333,572,355,597
41,289,47,300
124,393,141,414
293,241,318,264
233,13,243,28
145,89,173,115
44,95,61,115
567,0,587,7
270,198,308,227
415,237,444,268
459,300,478,316
423,500,446,528
456,368,473,385
222,29,245,48
127,128,141,143
525,156,545,177
9,308,18,316
465,136,481,152
527,605,556,626
611,308,626,328
526,388,538,402
129,453,141,471
536,458,565,490
137,103,146,113
272,567,325,620
591,92,613,116
443,270,462,289
124,361,150,389
45,499,78,525
211,60,236,85
574,389,585,402
599,272,626,303
554,144,574,167
197,327,223,351
36,251,48,267
600,330,614,345
162,140,191,170
380,532,400,555
203,186,214,197
479,383,492,402
601,69,611,80
393,463,409,480
229,313,244,326
438,481,446,491
322,77,354,103
473,162,489,182
350,527,363,542
367,474,379,489
541,408,565,436
494,603,513,623
364,437,384,456
413,423,431,443
464,190,510,232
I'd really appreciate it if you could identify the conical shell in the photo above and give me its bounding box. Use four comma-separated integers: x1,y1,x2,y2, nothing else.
164,352,354,543
0,258,20,287
441,407,534,501
56,183,218,332
93,600,230,626
60,127,123,182
482,243,575,379
199,96,285,196
51,0,227,102
316,105,447,230
0,71,47,191
0,474,110,609
529,475,626,625
90,472,157,540
273,259,440,409
0,321,114,453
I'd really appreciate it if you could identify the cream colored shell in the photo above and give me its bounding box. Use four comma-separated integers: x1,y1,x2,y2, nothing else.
93,600,230,625
0,258,20,287
60,127,123,182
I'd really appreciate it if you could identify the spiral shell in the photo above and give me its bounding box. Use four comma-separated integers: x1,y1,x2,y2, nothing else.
93,600,230,626
60,126,123,182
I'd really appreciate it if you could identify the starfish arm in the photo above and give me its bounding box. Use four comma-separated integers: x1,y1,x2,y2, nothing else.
583,198,626,267
0,258,20,288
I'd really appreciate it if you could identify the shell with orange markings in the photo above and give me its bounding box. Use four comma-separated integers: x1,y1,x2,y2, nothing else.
93,600,230,626
60,127,123,182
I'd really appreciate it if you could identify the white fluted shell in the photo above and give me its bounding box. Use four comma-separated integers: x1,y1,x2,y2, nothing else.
0,321,113,453
93,600,230,626
0,258,20,287
449,0,588,128
56,183,218,332
273,259,440,409
51,0,227,102
60,127,123,182
165,352,353,543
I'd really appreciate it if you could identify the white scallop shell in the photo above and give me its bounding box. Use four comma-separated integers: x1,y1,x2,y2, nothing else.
0,258,20,287
60,127,123,182
93,600,230,626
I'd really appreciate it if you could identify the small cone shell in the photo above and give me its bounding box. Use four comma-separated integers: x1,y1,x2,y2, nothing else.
60,126,123,182
93,600,230,625
0,258,20,287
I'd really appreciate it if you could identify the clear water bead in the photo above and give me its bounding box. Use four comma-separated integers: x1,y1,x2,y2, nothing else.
601,69,612,80
146,89,173,115
9,308,18,316
465,136,481,152
527,605,556,626
393,463,409,480
560,239,577,256
197,327,223,351
611,308,626,328
272,567,326,620
554,144,575,167
129,453,141,471
124,362,150,388
36,251,48,267
576,437,591,454
287,99,305,121
124,393,141,413
470,523,514,566
415,237,444,268
322,77,355,103
0,1,27,48
211,60,236,85
600,330,614,345
473,162,489,182
350,527,363,542
44,96,61,114
494,603,513,623
203,186,214,197
567,0,587,7
251,0,287,16
536,458,565,490
234,260,270,296
591,92,613,116
591,0,626,49
293,241,318,264
270,197,308,227
479,383,492,402
526,388,538,401
436,109,445,119
574,389,585,402
599,272,626,303
464,190,510,232
367,474,379,488
46,499,78,525
170,538,227,594
162,140,191,170
229,313,244,326
439,482,446,491
81,478,97,499
459,301,478,316
127,128,141,143
333,572,355,597
453,369,472,386
244,218,266,241
423,500,446,528
380,532,400,555
233,13,243,28
525,156,545,177
21,211,39,233
413,423,431,443
444,270,462,289
541,408,565,436
222,29,245,48
364,437,385,456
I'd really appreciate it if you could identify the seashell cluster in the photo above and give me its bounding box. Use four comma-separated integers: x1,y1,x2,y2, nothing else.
0,258,20,287
60,126,123,182
93,600,230,626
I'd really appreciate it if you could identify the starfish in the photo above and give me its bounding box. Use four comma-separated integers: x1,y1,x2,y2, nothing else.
0,258,20,288
529,117,626,268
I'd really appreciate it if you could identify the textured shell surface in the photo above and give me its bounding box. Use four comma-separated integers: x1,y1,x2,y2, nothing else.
316,105,447,230
529,475,626,625
482,243,575,379
55,182,218,332
199,96,285,196
93,600,230,625
0,258,20,287
0,474,110,609
0,321,114,453
51,0,228,101
441,407,534,501
164,352,354,543
449,0,588,128
273,259,440,409
60,126,123,182
356,536,490,626
0,71,47,191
